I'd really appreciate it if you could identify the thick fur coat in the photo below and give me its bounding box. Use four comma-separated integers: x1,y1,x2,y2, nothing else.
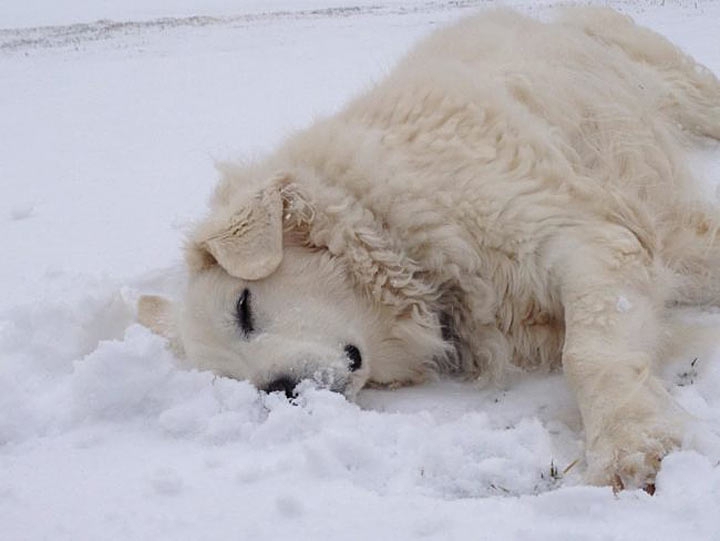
139,8,720,489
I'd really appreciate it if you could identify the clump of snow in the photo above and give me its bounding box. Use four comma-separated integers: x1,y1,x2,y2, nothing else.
616,296,633,313
1,1,720,539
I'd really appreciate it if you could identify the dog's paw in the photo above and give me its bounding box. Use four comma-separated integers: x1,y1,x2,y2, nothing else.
584,425,680,492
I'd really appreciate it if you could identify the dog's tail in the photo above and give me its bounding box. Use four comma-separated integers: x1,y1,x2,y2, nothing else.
558,6,720,141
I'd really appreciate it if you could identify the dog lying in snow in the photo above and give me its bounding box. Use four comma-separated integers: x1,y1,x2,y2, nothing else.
138,7,720,490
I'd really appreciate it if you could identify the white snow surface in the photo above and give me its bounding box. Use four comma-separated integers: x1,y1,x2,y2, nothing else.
2,1,720,539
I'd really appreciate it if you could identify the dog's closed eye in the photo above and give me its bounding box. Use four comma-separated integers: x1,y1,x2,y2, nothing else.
236,288,254,338
344,344,362,372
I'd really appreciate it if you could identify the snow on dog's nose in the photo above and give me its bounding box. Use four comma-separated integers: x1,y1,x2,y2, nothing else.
263,376,299,398
261,367,349,398
261,344,364,399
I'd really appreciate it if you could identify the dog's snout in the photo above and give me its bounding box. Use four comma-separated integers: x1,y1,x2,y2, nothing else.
263,376,298,399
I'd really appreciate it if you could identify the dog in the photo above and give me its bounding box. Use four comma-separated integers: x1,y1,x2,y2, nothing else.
138,7,720,490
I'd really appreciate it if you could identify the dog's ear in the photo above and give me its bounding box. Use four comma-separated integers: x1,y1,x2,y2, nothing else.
137,295,185,357
187,182,285,280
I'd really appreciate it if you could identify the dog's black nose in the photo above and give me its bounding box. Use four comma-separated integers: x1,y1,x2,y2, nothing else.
264,376,298,399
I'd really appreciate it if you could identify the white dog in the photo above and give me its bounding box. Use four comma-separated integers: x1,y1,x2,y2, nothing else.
139,8,720,490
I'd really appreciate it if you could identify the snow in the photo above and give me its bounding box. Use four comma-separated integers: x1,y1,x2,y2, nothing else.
616,296,633,313
1,1,720,539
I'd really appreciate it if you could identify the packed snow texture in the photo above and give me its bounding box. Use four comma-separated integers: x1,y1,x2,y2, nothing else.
1,1,720,540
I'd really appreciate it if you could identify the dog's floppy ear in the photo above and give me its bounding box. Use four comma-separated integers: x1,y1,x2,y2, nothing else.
137,295,185,357
187,181,285,280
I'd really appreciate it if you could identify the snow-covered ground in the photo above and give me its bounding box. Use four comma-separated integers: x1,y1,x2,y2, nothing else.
1,1,720,539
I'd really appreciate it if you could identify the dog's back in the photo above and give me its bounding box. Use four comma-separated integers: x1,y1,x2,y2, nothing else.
341,7,720,308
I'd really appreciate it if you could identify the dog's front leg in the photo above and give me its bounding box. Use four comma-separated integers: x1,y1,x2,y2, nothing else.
552,225,681,489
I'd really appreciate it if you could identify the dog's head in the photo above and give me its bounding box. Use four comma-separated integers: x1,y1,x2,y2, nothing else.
139,170,447,398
